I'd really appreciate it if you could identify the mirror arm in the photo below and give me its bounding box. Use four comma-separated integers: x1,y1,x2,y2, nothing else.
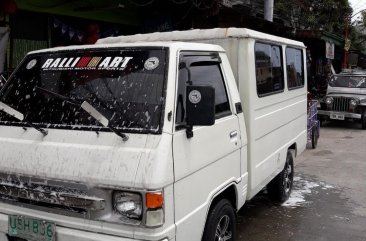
185,125,193,139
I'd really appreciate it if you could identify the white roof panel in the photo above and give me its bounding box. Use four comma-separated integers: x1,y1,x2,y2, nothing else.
28,41,225,55
97,28,305,48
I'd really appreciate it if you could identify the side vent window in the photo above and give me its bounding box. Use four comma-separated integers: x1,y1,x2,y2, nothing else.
286,47,304,89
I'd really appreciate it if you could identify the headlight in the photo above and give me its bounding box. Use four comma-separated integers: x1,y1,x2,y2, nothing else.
113,192,142,219
349,99,359,107
112,190,164,227
325,97,333,105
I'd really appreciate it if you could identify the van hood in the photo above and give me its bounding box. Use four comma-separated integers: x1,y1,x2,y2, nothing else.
0,126,172,189
0,126,173,238
327,86,366,99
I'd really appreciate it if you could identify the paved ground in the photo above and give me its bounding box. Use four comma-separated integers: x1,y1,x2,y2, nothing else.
236,120,366,241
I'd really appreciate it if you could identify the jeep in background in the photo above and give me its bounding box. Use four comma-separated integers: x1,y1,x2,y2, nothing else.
318,71,366,129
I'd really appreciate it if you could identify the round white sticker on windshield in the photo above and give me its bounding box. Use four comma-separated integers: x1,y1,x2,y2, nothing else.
26,59,37,70
189,90,201,104
144,57,159,70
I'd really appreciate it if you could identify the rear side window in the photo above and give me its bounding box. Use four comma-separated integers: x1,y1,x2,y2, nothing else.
286,47,304,89
255,43,284,97
176,53,231,128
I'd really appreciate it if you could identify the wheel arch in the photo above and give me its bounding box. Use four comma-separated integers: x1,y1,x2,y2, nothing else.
209,184,238,212
288,143,297,157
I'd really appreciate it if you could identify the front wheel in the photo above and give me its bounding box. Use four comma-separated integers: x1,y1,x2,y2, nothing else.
202,199,236,241
267,150,294,202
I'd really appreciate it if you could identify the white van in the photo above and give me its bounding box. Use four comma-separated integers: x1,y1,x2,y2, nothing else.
0,28,307,241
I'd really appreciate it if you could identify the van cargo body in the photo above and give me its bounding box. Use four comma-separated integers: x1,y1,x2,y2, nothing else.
0,28,307,241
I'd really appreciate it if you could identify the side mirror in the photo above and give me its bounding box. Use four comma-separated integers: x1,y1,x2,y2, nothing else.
185,85,215,138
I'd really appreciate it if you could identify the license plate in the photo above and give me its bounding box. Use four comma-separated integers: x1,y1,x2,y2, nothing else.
8,215,56,241
330,113,345,120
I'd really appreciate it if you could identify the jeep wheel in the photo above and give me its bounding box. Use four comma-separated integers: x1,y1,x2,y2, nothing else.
202,199,236,241
267,150,294,202
311,127,319,149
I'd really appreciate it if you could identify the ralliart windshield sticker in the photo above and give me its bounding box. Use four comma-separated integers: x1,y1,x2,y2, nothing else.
41,56,133,70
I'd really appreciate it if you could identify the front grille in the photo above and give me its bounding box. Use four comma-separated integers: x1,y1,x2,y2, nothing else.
0,173,127,224
0,180,105,212
332,97,351,112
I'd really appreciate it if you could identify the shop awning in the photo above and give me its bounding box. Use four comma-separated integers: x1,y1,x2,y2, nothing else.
295,30,344,47
15,0,141,26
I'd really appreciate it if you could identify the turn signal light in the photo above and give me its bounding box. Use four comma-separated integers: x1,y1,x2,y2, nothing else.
146,192,163,209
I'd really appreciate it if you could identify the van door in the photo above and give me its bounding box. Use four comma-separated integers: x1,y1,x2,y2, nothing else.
172,52,241,240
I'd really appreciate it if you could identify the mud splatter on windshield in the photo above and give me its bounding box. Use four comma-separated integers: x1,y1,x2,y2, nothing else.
0,48,168,134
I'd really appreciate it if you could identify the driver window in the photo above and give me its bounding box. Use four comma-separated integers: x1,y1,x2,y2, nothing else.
175,52,231,129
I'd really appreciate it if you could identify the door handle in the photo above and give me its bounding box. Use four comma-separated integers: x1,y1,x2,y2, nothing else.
230,131,238,139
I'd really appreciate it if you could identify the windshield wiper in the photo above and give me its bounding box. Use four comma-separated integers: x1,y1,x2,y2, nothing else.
0,101,48,136
35,86,128,141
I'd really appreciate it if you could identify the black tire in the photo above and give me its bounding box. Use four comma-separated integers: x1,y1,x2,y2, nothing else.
311,127,318,149
362,111,366,130
267,151,294,203
202,199,236,241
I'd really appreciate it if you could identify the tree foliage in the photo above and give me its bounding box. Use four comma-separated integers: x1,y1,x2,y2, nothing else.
274,0,352,36
348,11,366,52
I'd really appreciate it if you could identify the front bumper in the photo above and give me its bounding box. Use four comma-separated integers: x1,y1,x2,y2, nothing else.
0,213,171,241
318,110,361,120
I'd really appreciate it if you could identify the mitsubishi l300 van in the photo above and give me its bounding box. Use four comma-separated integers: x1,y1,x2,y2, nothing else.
0,28,307,241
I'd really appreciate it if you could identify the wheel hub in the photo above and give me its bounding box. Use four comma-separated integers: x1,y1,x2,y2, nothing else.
215,215,232,241
284,162,293,193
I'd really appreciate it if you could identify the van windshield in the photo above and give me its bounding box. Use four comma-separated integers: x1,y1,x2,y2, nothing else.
329,75,366,88
0,48,168,133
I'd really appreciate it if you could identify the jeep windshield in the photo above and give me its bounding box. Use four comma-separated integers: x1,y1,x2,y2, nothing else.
329,75,366,88
0,47,168,133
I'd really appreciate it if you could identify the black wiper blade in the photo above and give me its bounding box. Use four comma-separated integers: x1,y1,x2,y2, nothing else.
80,101,129,141
0,101,48,136
35,86,129,141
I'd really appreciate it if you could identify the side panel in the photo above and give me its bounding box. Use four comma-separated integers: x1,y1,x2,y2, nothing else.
250,91,307,197
238,39,307,199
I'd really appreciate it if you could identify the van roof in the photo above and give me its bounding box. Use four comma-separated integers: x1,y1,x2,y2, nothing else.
96,28,305,48
28,41,225,55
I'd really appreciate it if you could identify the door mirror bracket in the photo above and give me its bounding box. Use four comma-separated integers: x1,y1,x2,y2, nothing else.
185,125,193,139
